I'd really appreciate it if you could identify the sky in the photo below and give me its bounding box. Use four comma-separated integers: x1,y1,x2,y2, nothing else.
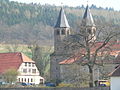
9,0,120,11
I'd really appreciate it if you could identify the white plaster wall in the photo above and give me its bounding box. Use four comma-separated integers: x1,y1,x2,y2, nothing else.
18,63,40,76
17,62,44,84
111,77,120,90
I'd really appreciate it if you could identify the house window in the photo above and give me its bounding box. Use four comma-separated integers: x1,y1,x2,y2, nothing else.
24,78,26,82
28,78,29,83
18,78,20,82
32,63,35,67
32,69,36,73
23,69,27,73
29,69,31,73
31,78,33,82
22,78,23,82
28,63,31,67
25,62,27,67
0,76,2,79
61,29,65,35
40,79,44,84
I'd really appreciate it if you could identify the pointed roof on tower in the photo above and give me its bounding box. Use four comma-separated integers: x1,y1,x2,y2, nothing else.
82,5,95,26
55,7,70,28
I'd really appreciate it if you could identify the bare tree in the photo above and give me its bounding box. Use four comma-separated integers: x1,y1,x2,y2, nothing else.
63,22,120,87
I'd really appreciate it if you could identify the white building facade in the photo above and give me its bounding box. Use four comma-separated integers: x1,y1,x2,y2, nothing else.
17,62,44,84
110,77,120,90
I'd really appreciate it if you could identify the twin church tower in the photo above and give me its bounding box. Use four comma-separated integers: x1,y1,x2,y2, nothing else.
50,5,96,82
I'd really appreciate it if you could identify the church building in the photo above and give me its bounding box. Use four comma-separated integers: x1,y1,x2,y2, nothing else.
50,4,120,85
50,7,71,83
50,4,97,83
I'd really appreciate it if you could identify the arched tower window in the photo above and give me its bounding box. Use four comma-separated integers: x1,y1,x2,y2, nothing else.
56,29,60,35
87,29,92,34
61,29,65,35
67,30,70,35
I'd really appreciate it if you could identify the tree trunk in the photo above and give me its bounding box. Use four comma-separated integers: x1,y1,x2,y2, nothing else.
88,66,94,87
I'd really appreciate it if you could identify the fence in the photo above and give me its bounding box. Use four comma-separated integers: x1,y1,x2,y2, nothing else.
0,87,110,90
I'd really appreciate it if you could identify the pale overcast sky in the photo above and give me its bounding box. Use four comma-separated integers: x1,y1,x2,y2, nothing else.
10,0,120,10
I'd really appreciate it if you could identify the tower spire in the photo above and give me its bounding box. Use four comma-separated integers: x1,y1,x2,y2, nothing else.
55,7,70,28
82,4,95,26
81,3,96,42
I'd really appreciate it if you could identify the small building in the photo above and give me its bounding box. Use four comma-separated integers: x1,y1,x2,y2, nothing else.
109,65,120,90
0,52,44,84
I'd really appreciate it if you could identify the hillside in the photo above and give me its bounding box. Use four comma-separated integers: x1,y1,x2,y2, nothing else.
0,0,120,45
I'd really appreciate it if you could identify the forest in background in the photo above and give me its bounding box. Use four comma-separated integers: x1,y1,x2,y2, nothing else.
0,0,120,45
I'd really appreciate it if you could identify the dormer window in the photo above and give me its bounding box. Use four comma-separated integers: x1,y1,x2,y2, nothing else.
61,29,65,35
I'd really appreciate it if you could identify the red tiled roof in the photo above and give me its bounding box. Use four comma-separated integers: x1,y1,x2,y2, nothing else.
59,42,120,65
59,55,82,64
0,52,34,74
